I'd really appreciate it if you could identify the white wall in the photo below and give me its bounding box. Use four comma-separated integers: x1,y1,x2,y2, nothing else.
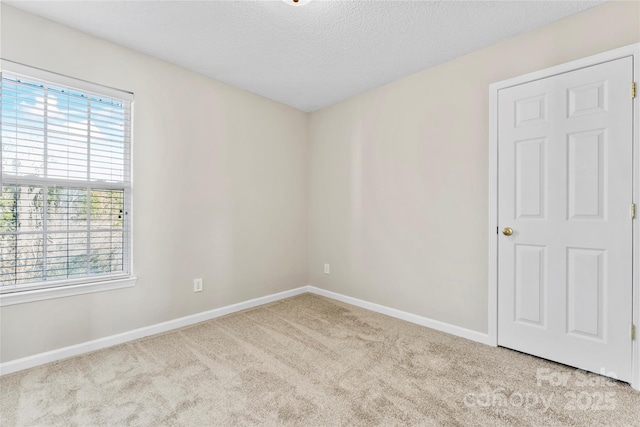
0,5,309,362
308,1,640,333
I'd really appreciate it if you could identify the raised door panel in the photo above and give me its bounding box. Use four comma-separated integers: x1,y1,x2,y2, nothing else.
514,244,546,327
567,248,606,341
567,130,606,220
515,138,546,219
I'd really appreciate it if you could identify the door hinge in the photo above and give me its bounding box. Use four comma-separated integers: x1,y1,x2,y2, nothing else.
631,203,636,219
632,324,636,341
633,82,637,99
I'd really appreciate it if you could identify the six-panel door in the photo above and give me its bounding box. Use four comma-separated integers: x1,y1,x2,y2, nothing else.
497,57,634,382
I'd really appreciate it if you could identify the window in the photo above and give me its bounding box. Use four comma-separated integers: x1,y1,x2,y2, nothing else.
0,61,134,302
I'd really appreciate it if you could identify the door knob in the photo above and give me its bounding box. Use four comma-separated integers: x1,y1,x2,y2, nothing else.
502,227,513,236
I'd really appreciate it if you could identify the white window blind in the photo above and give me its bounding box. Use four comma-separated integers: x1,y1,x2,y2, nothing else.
0,62,133,293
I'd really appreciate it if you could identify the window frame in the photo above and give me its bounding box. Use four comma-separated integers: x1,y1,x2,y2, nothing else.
0,60,136,306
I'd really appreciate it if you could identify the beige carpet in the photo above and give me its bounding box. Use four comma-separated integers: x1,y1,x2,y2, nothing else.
1,293,639,426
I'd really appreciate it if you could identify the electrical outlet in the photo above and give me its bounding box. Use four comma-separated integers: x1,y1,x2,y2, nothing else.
324,264,330,274
193,278,203,292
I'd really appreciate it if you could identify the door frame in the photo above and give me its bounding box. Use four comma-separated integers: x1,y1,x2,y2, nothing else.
488,43,640,391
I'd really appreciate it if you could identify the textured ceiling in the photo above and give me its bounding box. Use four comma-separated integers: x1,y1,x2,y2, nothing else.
5,0,604,112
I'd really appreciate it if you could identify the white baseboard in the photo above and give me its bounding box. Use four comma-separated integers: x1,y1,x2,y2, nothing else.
307,286,492,346
1,285,492,376
0,286,309,376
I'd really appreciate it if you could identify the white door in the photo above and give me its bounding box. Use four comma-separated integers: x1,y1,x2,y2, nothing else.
498,57,634,382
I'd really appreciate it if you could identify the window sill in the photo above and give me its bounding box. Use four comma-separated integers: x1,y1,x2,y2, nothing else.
0,277,137,307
